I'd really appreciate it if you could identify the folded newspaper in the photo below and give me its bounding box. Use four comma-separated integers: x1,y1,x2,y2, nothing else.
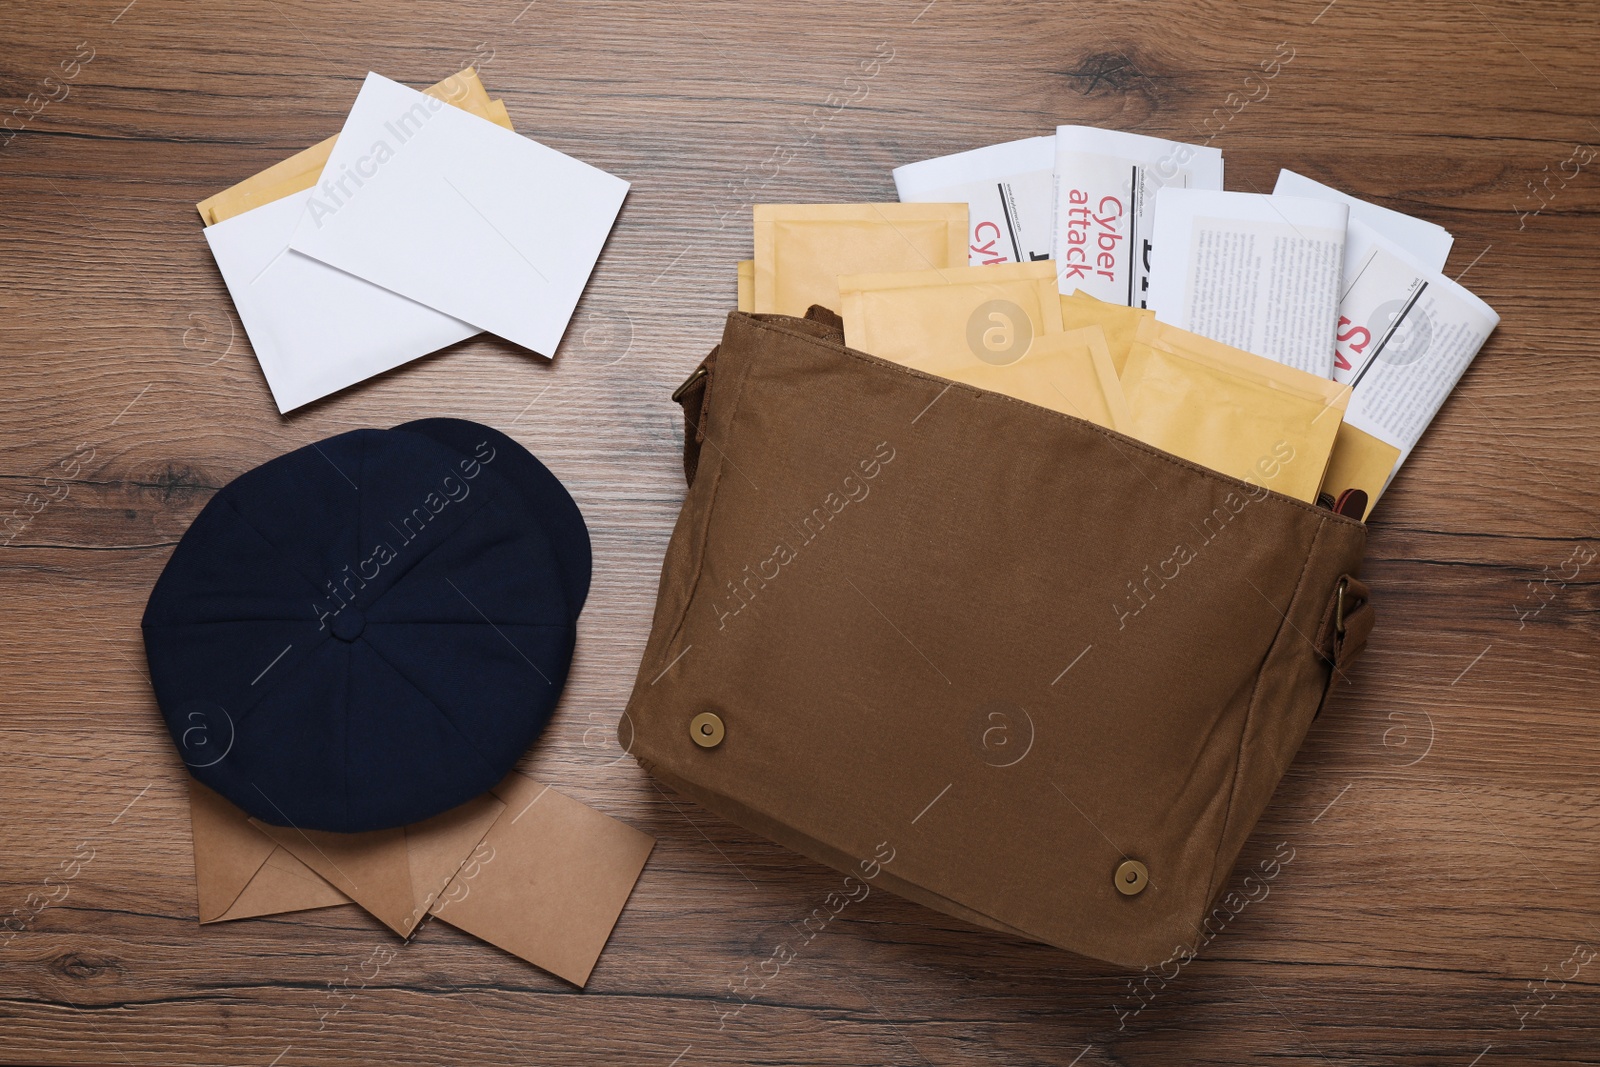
882,129,1496,518
1051,126,1223,307
893,136,1056,266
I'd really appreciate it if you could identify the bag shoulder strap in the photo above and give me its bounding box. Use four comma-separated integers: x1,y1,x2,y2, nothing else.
671,307,843,485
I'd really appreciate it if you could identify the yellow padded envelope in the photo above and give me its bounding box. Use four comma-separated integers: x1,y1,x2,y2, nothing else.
197,69,508,224
1318,423,1403,519
754,203,967,316
737,259,754,313
1059,289,1154,378
838,261,1064,376
1123,318,1349,503
943,325,1133,433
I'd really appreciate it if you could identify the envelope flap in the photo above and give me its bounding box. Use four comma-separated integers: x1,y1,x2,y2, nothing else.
189,779,278,922
250,820,419,936
214,848,351,922
403,793,506,918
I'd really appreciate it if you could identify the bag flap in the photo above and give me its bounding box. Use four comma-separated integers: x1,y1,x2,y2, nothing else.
630,312,1369,966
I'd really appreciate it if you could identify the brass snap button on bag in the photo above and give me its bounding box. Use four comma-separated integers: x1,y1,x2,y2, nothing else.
1115,860,1149,896
689,712,724,748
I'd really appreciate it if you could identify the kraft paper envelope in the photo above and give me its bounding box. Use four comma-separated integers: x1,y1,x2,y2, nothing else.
250,793,506,937
753,203,968,316
190,779,351,923
428,771,656,987
191,773,655,986
288,72,629,356
192,776,500,931
196,68,502,224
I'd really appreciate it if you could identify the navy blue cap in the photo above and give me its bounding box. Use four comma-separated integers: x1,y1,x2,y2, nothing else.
393,418,591,621
142,423,587,833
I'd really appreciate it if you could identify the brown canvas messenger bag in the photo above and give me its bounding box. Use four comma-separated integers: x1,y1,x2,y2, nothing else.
622,308,1374,967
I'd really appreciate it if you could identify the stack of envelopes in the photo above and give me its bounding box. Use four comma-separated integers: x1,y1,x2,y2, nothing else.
735,121,1500,517
735,203,1346,507
198,69,629,413
191,769,654,987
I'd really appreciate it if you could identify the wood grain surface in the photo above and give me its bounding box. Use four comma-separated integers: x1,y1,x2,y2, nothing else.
3,0,1599,1063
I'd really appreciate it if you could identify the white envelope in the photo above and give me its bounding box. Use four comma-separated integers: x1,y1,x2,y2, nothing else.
203,189,479,413
288,72,629,356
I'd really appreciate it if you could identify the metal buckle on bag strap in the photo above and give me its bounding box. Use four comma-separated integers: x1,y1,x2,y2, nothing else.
671,364,709,404
1335,576,1348,638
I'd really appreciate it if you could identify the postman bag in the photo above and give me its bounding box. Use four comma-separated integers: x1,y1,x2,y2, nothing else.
623,310,1373,967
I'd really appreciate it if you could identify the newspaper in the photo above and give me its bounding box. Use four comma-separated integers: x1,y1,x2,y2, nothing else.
1335,217,1499,474
1052,126,1223,307
893,136,1056,265
1274,169,1454,275
1146,190,1346,377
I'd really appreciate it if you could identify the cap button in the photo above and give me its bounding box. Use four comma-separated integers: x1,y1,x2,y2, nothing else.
689,712,725,748
1115,859,1149,896
330,608,365,642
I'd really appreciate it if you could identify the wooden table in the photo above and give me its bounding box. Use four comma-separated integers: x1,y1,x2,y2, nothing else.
4,0,1597,1063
